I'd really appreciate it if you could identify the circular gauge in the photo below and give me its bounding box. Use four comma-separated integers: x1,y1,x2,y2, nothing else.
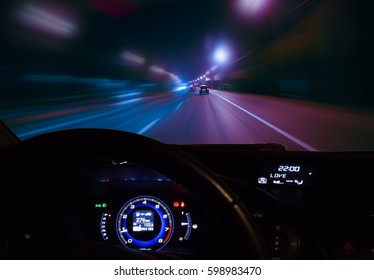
116,196,174,251
261,223,300,259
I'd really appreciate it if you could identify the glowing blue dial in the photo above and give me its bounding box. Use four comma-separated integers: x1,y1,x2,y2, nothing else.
116,196,174,251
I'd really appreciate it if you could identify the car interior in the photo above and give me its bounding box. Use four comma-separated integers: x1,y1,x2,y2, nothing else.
0,0,373,260
0,122,373,260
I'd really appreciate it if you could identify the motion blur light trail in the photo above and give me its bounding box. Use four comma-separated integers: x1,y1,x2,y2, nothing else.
15,2,76,37
2,86,189,139
3,84,373,151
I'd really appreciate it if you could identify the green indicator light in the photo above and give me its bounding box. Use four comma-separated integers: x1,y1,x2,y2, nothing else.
95,203,108,208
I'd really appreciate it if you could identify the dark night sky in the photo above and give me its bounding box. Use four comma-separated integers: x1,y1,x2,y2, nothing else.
80,0,285,79
69,0,245,79
0,0,371,92
0,0,283,81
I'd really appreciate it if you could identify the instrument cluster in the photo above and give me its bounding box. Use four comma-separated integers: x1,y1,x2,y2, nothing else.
96,194,205,254
86,162,208,255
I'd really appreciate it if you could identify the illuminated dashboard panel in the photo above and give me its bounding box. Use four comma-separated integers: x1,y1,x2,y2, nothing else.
256,164,315,187
88,161,205,254
97,194,203,254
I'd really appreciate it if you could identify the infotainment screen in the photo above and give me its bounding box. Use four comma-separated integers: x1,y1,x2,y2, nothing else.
132,210,155,232
257,164,314,186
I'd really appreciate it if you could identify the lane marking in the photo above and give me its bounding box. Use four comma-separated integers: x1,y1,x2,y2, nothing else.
137,117,162,134
17,108,127,138
113,97,143,106
15,97,144,138
110,92,142,99
174,101,185,112
212,92,318,151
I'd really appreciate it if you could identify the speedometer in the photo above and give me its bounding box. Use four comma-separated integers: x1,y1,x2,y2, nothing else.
116,196,174,251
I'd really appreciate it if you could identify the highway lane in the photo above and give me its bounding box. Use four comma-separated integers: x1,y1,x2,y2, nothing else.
146,89,374,151
3,89,187,138
149,90,317,150
208,90,374,151
2,88,373,151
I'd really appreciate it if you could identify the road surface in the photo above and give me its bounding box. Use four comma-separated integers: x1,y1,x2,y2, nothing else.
2,88,373,151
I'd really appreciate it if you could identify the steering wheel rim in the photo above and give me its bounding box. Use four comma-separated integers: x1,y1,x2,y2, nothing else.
0,128,267,259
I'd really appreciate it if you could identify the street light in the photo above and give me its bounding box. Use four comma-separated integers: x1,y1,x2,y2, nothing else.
214,47,229,64
237,0,264,13
233,0,274,21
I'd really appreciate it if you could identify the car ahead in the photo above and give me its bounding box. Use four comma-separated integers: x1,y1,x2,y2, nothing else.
199,85,209,94
188,85,196,92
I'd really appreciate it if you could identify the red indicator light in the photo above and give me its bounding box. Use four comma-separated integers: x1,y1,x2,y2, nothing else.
173,202,180,207
180,202,185,208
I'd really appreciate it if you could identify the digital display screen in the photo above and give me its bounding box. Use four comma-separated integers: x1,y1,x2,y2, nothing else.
132,210,154,232
257,165,313,186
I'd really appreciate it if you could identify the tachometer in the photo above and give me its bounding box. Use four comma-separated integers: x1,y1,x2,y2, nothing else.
116,196,174,251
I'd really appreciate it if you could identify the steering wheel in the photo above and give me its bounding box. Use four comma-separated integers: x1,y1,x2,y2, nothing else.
0,129,267,259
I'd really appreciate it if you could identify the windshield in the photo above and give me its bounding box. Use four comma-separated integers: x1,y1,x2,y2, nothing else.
0,0,372,151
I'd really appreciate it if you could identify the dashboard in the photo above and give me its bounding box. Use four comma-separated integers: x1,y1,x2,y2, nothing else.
1,129,373,260
178,145,374,260
65,162,209,257
84,162,311,259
